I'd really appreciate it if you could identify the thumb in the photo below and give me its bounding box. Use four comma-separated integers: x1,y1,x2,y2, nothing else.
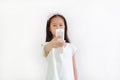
52,37,57,41
63,40,66,43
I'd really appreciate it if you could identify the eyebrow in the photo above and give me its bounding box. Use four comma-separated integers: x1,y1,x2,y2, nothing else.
51,22,64,24
51,23,56,25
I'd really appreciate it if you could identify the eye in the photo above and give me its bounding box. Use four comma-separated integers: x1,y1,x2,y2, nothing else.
53,24,57,27
60,24,63,26
59,24,64,28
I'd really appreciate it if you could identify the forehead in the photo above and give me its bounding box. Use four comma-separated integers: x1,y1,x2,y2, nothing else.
50,16,64,24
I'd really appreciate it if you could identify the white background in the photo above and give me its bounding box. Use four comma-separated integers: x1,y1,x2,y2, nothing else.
0,0,120,80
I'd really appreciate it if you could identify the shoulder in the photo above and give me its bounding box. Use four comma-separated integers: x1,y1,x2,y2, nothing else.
67,43,78,53
41,42,49,47
67,43,77,48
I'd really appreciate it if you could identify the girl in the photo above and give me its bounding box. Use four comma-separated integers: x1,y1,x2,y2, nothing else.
41,13,78,80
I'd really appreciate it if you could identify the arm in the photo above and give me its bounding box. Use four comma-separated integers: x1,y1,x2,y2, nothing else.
44,38,65,57
44,42,53,56
72,54,78,80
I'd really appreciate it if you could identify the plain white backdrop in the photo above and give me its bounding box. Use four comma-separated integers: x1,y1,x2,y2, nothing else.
0,0,120,80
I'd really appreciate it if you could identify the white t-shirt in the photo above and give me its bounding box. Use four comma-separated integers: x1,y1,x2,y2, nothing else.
41,42,77,80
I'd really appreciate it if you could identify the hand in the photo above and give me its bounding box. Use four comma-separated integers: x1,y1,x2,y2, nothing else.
50,37,65,48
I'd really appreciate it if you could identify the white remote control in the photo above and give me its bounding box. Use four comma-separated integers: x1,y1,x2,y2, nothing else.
56,29,64,53
56,29,64,41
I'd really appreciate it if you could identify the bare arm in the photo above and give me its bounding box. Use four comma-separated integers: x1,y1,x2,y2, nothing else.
44,42,53,56
72,54,78,80
44,38,65,56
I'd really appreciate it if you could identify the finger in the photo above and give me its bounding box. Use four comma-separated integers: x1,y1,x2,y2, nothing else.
52,37,57,41
63,40,66,43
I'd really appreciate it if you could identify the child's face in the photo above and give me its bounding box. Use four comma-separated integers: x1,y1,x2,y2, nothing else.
50,16,65,37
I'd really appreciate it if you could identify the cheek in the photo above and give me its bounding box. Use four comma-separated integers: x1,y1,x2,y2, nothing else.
63,26,65,29
50,27,56,35
51,30,55,35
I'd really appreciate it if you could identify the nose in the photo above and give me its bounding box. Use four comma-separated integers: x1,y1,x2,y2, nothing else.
56,25,61,29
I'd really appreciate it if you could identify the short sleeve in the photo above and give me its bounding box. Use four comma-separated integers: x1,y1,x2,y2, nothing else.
70,44,78,55
40,42,49,57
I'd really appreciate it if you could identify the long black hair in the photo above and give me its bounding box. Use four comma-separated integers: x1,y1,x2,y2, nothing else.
45,14,70,43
